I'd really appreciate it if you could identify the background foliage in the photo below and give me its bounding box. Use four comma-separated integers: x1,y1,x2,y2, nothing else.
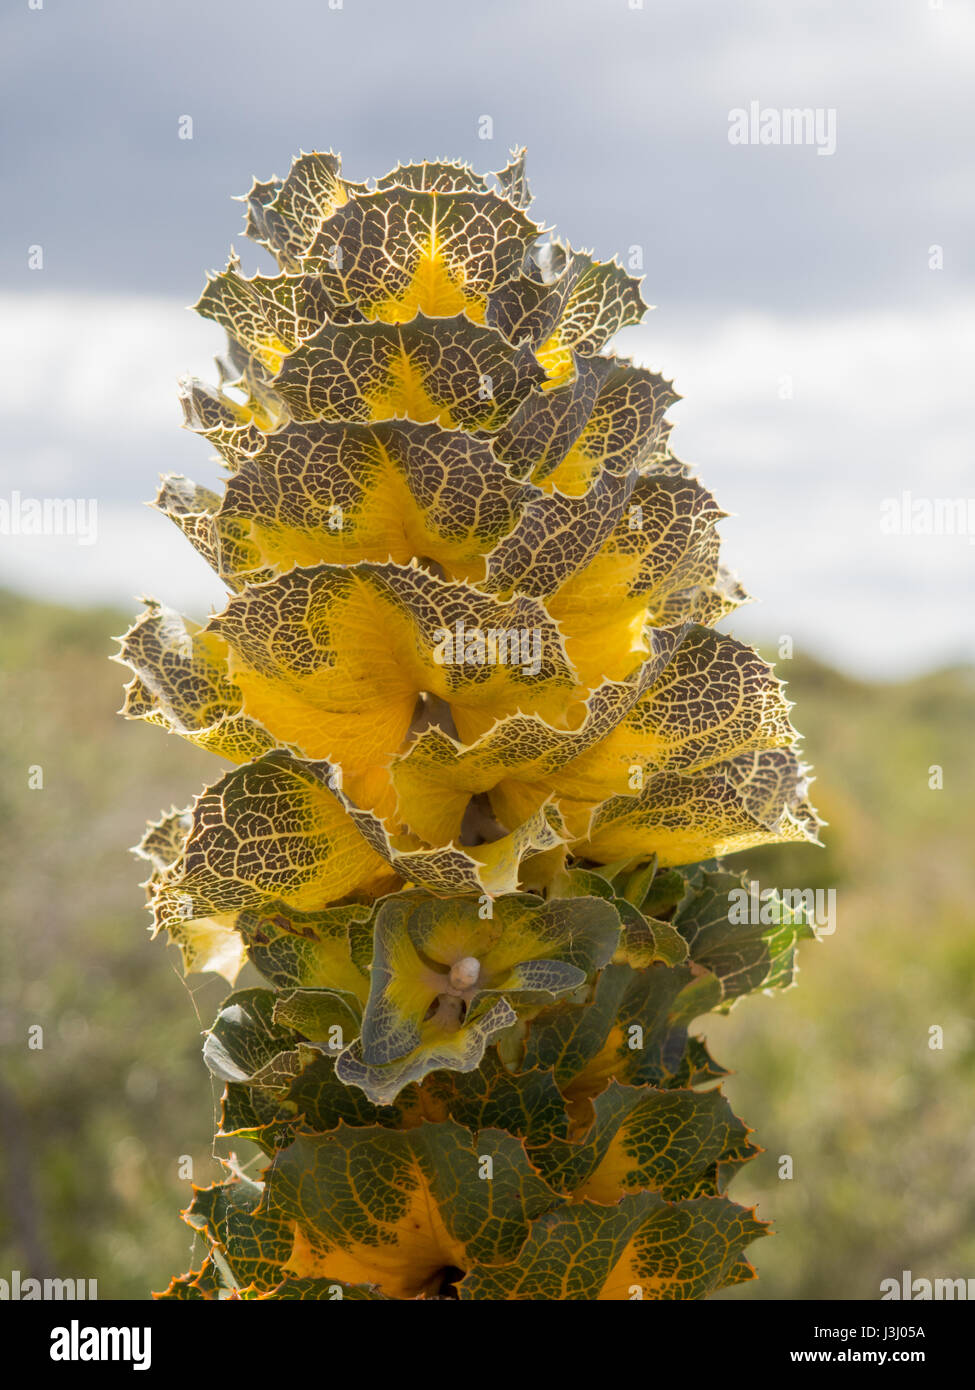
1,589,972,1299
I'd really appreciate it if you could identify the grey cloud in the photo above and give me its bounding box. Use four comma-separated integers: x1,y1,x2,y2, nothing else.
1,0,972,311
2,0,973,678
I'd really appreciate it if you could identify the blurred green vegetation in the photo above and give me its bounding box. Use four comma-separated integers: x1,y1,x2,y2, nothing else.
714,651,975,1298
0,590,972,1299
0,591,229,1297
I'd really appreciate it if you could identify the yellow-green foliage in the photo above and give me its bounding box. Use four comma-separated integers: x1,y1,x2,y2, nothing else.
116,150,822,1300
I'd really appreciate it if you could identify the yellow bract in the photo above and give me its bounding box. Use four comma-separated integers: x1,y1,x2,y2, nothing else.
364,346,452,424
284,1185,463,1301
364,234,487,326
125,147,818,953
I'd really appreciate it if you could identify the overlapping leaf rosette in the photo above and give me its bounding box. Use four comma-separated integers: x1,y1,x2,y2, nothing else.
118,149,821,1300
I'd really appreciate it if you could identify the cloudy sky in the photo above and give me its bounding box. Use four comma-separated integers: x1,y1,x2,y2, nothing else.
1,0,972,676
